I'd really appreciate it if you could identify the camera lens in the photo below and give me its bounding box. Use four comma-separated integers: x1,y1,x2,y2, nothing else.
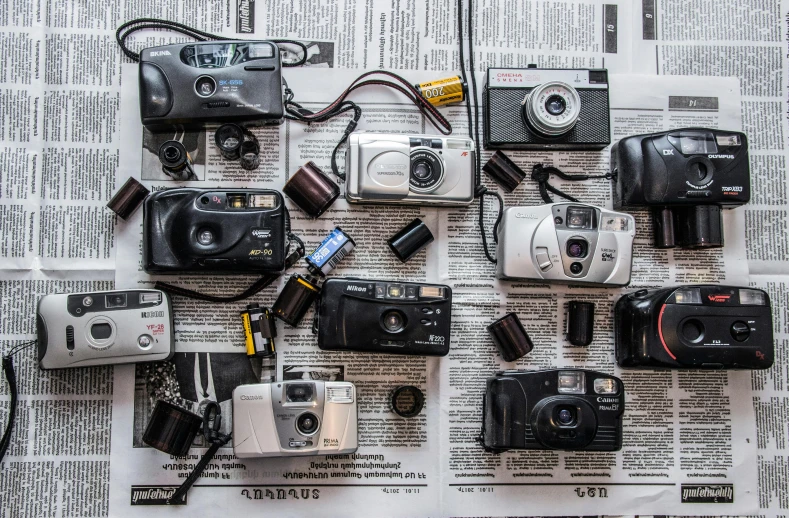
412,161,432,181
382,310,406,333
409,150,444,192
194,75,216,97
522,81,581,137
545,94,566,116
570,262,583,275
566,239,588,259
215,124,245,160
197,229,214,245
556,406,575,425
296,412,320,435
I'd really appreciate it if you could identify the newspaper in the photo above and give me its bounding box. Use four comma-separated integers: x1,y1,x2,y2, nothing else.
0,0,788,516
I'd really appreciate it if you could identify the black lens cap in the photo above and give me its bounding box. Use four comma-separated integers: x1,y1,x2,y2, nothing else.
390,385,425,418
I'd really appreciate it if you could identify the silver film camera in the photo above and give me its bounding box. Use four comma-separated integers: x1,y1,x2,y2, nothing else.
36,290,174,369
232,381,358,458
345,132,475,206
497,203,635,286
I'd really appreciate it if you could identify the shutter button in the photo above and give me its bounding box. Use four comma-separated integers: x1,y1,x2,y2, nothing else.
730,321,750,342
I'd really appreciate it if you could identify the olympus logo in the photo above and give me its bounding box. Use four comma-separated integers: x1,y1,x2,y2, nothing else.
149,50,172,57
376,164,406,170
346,285,367,293
597,397,618,403
708,154,735,159
239,394,264,400
514,212,539,220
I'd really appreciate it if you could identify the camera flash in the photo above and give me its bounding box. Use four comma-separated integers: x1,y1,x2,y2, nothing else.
593,378,618,395
248,195,276,208
673,288,701,304
326,386,354,403
139,292,162,304
557,371,586,394
739,289,766,305
716,134,741,146
419,286,444,298
600,216,629,232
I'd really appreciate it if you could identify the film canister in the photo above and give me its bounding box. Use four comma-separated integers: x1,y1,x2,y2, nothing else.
390,385,425,418
486,313,534,362
142,400,202,457
414,76,466,107
305,227,356,276
282,161,341,218
158,140,195,180
272,274,321,326
240,303,276,358
567,301,595,346
387,218,434,262
482,151,527,192
214,123,245,160
107,177,150,220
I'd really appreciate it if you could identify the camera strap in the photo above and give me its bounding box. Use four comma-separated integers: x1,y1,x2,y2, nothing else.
530,163,615,204
0,340,36,465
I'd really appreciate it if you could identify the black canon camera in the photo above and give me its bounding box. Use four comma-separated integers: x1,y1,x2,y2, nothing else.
139,41,285,128
481,369,624,452
314,278,452,356
483,66,611,150
615,285,774,369
142,188,287,274
612,128,750,248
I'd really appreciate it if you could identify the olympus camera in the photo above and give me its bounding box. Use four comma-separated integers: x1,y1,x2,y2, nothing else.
483,66,611,150
315,278,452,356
139,41,285,129
496,203,635,286
481,369,624,452
611,128,750,248
615,285,773,369
232,381,358,458
142,188,287,274
36,290,174,369
344,133,475,206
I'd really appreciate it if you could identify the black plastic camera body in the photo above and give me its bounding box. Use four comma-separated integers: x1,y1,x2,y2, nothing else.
481,369,624,452
611,128,750,248
142,188,287,274
615,285,774,369
139,41,285,129
314,278,452,356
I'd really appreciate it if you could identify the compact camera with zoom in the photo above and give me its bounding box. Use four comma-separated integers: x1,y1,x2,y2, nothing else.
315,278,452,356
345,133,475,206
36,290,174,369
496,203,635,286
611,128,750,248
483,66,611,150
232,381,358,458
481,369,624,452
139,41,285,128
615,285,774,369
142,188,287,274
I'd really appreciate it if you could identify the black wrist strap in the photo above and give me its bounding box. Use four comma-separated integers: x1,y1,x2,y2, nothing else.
531,163,614,204
1,340,35,465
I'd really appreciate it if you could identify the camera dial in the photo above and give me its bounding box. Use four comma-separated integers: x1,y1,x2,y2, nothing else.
522,81,581,137
409,149,444,193
296,412,320,436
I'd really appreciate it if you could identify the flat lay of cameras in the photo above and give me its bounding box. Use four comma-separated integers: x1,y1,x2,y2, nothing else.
15,24,773,504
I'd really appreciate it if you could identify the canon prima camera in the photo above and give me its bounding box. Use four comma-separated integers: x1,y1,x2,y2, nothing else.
139,41,285,129
481,369,624,452
37,289,174,369
344,133,475,206
612,128,750,248
496,203,635,286
232,381,358,458
143,188,287,274
315,278,452,356
483,66,611,150
615,285,773,369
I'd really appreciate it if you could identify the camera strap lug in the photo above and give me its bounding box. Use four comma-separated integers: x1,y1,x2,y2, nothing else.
530,163,613,204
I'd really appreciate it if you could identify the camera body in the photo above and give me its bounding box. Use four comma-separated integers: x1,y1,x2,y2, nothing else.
344,133,475,206
483,67,611,150
139,41,285,129
615,285,774,369
36,290,174,369
481,369,624,452
611,128,750,248
142,188,287,274
496,203,635,286
315,278,452,356
232,381,358,458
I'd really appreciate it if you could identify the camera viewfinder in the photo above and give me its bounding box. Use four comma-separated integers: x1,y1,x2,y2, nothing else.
227,194,247,209
565,207,594,230
105,293,127,308
387,285,405,298
557,371,586,394
285,383,315,403
593,377,618,395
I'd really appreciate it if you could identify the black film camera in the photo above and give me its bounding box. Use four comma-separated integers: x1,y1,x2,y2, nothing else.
314,278,452,356
139,41,285,128
483,66,611,150
481,369,624,452
611,128,750,248
142,188,287,274
615,285,774,369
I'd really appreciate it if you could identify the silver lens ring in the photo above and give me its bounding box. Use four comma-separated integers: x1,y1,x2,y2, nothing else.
522,81,581,137
409,149,445,193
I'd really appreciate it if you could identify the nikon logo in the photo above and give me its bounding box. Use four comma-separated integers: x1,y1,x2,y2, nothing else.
240,394,264,400
708,154,735,159
149,50,172,57
130,486,184,505
346,285,367,293
680,484,734,503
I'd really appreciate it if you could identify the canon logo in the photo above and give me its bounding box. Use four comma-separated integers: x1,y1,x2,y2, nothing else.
708,154,735,159
346,285,367,292
240,395,264,400
514,212,538,219
149,50,172,57
597,397,618,403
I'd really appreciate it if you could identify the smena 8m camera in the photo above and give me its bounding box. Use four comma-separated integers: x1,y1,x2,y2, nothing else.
615,285,774,369
481,369,624,452
315,278,452,356
36,290,174,369
232,381,358,458
139,41,285,128
612,128,750,248
496,203,635,286
483,66,611,150
143,188,287,274
344,133,475,206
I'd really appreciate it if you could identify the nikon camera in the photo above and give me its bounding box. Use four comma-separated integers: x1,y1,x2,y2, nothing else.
142,188,287,274
481,369,624,452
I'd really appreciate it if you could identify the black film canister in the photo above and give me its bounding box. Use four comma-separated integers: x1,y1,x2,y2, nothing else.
272,274,321,326
387,218,435,262
567,301,595,346
239,138,260,171
674,204,723,248
158,141,195,180
142,400,202,457
107,177,150,220
282,162,341,218
214,124,244,160
652,207,676,248
486,313,534,362
482,151,527,192
390,386,425,418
